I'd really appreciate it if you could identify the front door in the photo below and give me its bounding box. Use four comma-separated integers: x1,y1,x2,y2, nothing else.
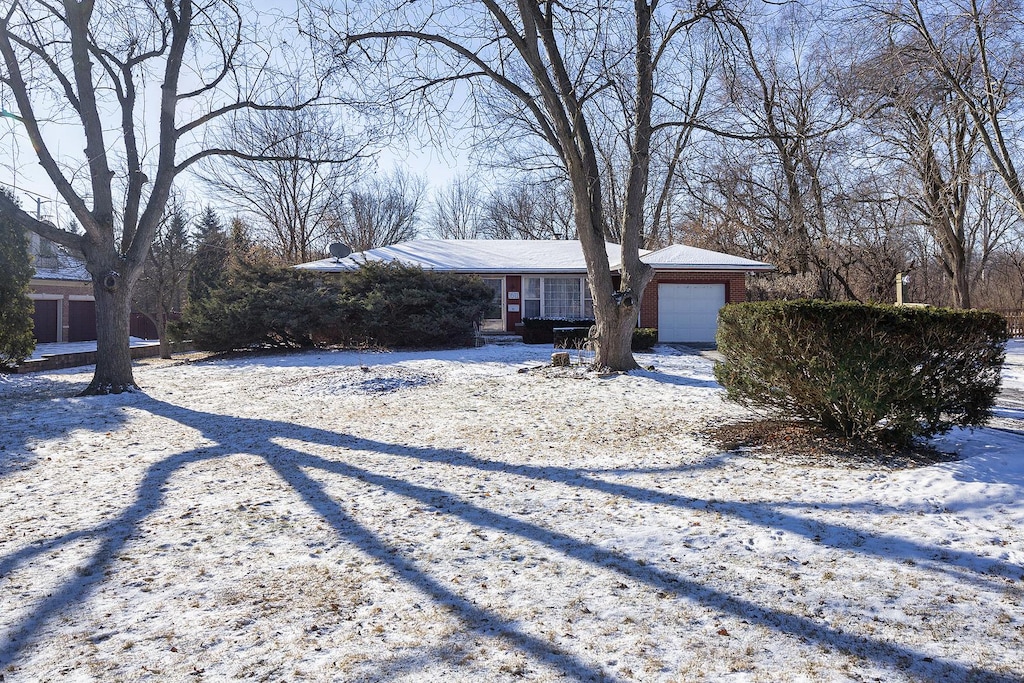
481,278,504,332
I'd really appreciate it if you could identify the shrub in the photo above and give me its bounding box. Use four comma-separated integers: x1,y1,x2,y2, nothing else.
714,300,1008,443
175,261,493,352
332,261,494,348
632,328,658,351
173,264,330,351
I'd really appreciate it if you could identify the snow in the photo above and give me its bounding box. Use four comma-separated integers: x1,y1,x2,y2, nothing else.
625,244,773,272
293,239,775,275
294,239,628,274
1,341,1023,682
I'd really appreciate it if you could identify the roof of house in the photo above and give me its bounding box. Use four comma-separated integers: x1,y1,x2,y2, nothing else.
294,239,773,274
31,252,91,283
631,244,774,272
296,239,622,274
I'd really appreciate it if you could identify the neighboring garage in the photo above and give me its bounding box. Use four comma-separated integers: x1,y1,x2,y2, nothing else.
656,283,726,343
68,299,97,342
30,298,60,343
27,232,95,344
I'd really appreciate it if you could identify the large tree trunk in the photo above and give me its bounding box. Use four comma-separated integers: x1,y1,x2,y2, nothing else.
941,236,972,309
592,298,645,370
81,263,139,395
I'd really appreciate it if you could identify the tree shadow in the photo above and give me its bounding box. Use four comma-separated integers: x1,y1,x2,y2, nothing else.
0,372,128,479
2,396,1021,681
630,370,721,389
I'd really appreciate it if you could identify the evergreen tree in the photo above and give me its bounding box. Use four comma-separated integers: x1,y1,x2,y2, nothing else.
133,205,193,358
0,187,35,369
187,207,229,302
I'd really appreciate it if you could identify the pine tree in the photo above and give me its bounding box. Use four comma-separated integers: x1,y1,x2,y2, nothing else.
133,206,193,357
0,187,35,368
187,207,229,302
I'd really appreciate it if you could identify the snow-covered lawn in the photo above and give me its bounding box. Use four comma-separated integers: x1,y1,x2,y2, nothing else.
1,342,1023,682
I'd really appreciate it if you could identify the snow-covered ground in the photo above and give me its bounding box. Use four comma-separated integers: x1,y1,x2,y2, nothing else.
1,341,1022,682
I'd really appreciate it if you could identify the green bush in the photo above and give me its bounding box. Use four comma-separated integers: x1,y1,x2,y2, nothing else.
173,264,330,351
632,328,658,351
175,261,493,352
331,261,494,348
0,190,35,369
714,300,1008,443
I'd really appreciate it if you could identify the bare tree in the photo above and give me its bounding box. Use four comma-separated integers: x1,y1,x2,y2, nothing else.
480,175,575,240
852,28,990,308
872,0,1024,220
336,0,723,370
430,175,485,239
199,105,364,264
0,0,340,393
331,169,425,251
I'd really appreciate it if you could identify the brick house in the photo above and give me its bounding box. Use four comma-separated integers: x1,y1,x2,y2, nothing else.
26,232,96,343
296,239,773,344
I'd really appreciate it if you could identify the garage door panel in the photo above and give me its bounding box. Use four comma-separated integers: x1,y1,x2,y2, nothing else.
658,283,725,343
68,300,97,342
32,299,60,343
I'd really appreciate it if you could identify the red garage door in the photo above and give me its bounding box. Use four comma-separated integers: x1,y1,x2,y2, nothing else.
68,300,97,342
31,299,60,343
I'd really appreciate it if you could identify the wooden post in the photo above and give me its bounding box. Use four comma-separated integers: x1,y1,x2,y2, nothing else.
896,272,904,306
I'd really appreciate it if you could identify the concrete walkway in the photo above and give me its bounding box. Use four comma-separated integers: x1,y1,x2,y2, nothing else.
30,338,159,361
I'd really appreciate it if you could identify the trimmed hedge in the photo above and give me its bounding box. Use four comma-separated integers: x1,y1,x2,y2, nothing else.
714,300,1008,443
527,319,659,351
175,262,494,351
520,317,596,344
552,326,591,349
632,328,658,351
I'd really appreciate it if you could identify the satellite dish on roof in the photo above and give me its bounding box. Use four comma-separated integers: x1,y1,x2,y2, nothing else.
328,242,352,261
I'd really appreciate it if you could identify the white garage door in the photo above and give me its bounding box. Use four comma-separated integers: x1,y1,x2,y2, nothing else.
657,283,726,343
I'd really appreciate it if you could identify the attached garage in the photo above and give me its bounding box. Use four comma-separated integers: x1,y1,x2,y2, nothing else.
657,283,726,343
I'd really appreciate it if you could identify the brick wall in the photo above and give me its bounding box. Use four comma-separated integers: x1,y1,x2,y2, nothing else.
638,271,748,328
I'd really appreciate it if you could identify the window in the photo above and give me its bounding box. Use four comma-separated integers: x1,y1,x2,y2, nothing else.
524,278,540,317
544,278,581,318
522,276,591,319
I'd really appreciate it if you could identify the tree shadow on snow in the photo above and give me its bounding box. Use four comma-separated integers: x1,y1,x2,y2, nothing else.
0,374,130,479
1,397,1021,682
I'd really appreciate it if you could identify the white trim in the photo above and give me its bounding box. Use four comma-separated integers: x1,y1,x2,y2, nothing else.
68,294,96,301
28,293,64,300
